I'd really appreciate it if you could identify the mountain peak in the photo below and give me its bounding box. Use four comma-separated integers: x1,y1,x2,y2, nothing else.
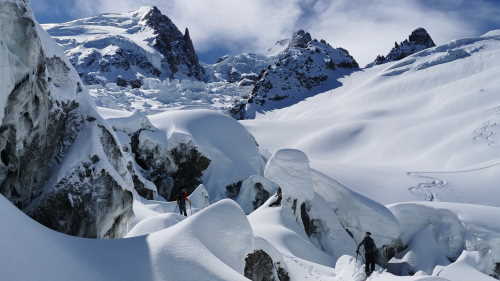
288,30,313,49
44,4,205,86
408,27,435,47
132,6,157,19
368,27,436,67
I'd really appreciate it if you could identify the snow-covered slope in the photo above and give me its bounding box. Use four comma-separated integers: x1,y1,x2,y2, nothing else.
242,30,500,206
205,53,273,84
43,6,205,86
0,195,254,281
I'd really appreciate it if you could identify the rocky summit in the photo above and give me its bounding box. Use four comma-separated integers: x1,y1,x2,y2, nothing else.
368,27,436,66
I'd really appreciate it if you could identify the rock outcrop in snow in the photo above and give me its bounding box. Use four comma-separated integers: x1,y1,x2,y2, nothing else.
43,6,205,86
0,1,156,238
368,28,436,67
230,30,359,119
108,111,212,201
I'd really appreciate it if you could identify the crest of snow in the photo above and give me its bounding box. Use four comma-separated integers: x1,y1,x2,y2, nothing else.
389,203,465,259
126,212,185,237
188,184,210,210
107,110,155,134
391,201,500,273
436,251,498,281
481,29,500,37
264,149,315,201
249,196,334,266
0,195,254,281
311,169,401,248
149,109,264,200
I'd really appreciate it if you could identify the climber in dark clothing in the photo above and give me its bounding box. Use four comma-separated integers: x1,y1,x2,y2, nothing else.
269,187,282,207
176,189,191,216
357,232,377,276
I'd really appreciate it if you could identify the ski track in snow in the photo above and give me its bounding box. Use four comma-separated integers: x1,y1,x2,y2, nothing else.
407,160,500,202
473,103,500,147
407,172,448,201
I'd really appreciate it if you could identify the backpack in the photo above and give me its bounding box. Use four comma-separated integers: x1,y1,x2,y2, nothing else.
364,237,376,253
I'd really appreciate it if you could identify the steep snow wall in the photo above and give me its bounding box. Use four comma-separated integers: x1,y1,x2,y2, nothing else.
0,0,151,238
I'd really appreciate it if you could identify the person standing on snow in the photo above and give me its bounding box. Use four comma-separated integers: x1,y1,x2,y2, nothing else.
356,232,377,276
269,187,283,207
177,189,191,216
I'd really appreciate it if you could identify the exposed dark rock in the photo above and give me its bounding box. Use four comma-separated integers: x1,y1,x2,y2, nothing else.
491,263,500,279
288,30,312,48
0,1,136,238
130,128,175,199
244,250,275,281
170,143,211,200
253,182,271,209
142,7,205,81
301,202,315,237
30,165,133,238
244,250,290,281
132,173,155,200
368,28,436,66
0,4,81,209
276,263,290,281
226,180,243,199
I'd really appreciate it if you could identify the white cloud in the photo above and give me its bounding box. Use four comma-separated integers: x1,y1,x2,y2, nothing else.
305,0,477,65
34,0,500,65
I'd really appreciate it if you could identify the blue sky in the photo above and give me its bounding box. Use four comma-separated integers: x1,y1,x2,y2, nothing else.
33,0,500,65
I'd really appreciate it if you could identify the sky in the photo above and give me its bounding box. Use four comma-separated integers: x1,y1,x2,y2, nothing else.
32,0,500,65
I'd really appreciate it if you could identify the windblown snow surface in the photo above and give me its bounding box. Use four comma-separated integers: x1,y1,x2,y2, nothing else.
242,31,500,206
238,31,500,280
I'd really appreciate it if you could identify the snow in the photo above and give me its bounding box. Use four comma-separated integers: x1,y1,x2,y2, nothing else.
264,149,315,200
0,196,254,281
247,148,403,280
436,251,498,281
333,255,450,281
388,203,465,259
5,1,500,279
88,78,251,114
242,30,500,207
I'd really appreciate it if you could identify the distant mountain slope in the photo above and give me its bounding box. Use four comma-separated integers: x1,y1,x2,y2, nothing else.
368,28,436,67
231,30,359,119
43,6,205,86
242,30,500,206
204,53,273,84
